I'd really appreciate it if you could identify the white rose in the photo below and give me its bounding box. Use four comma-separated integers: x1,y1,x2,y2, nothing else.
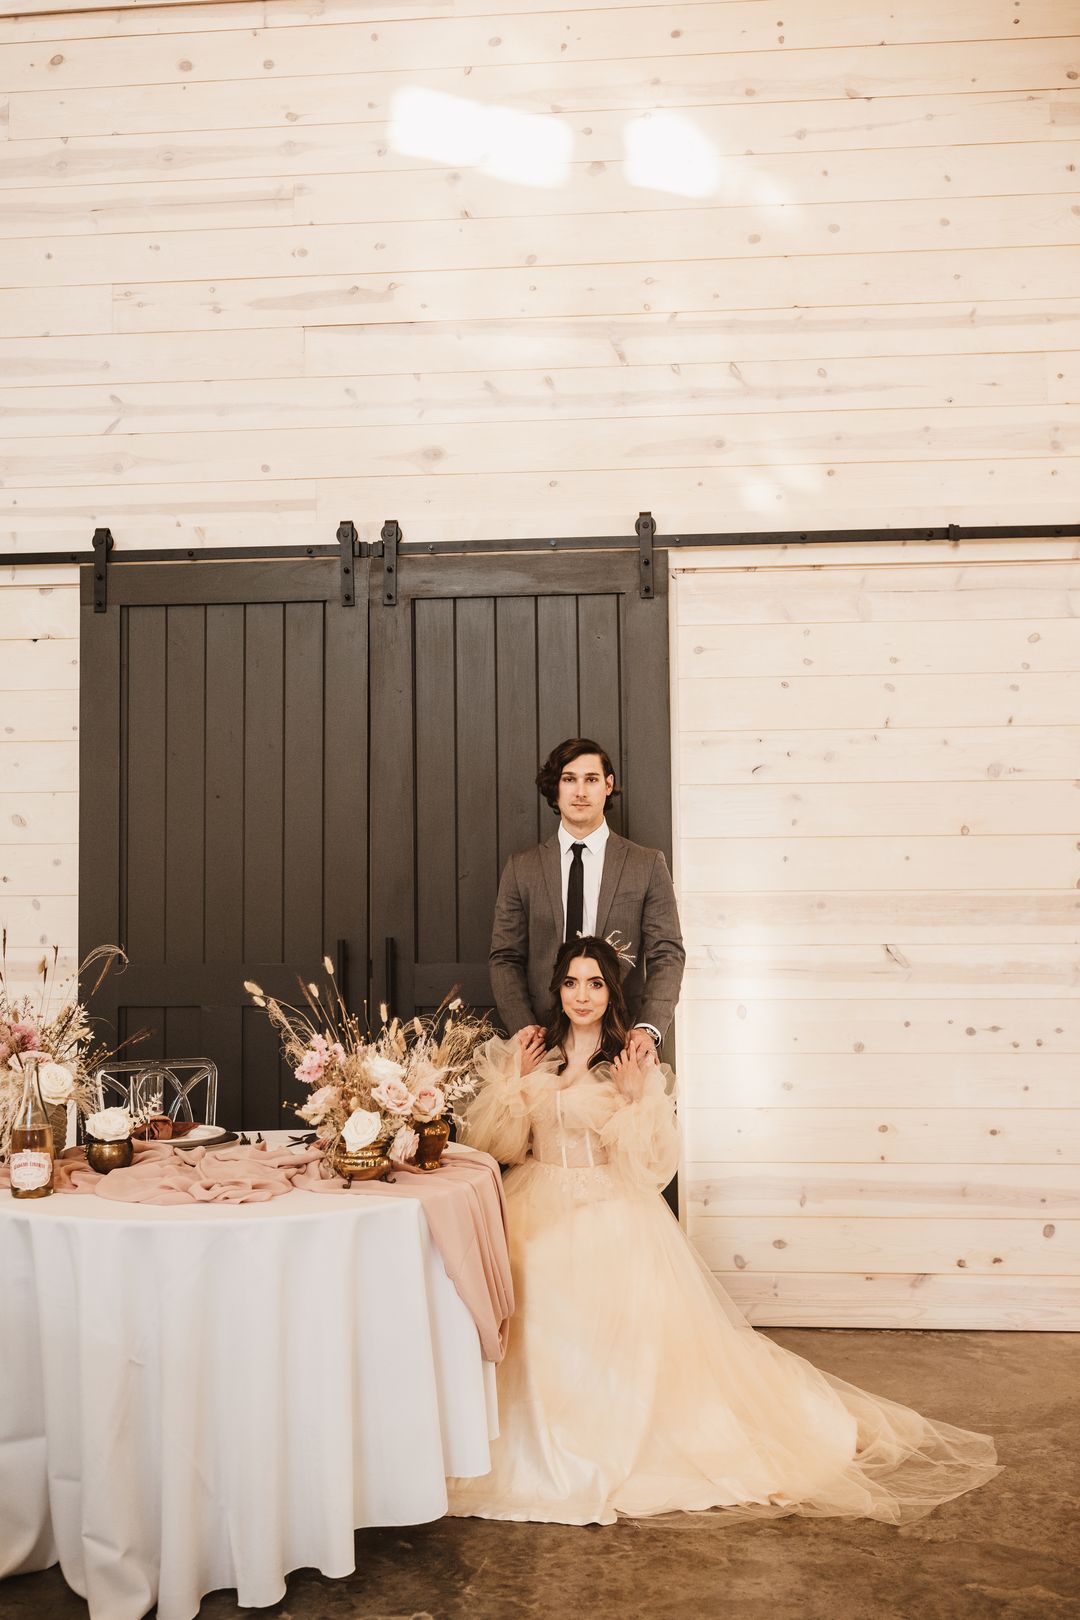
85,1106,133,1142
341,1107,382,1152
38,1061,76,1105
366,1053,405,1087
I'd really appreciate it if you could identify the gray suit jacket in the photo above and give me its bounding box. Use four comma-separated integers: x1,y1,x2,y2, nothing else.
489,829,685,1037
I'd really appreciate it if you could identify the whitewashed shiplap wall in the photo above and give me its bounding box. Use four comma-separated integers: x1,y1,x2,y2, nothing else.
674,540,1080,1329
0,568,80,1001
0,0,1079,1325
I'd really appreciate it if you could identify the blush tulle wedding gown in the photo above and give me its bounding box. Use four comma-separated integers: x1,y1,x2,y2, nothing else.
446,1038,999,1527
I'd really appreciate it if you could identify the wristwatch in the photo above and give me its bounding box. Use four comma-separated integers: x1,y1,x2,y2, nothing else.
635,1023,662,1045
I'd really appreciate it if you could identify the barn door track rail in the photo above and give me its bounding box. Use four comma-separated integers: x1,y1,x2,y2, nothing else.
5,515,1079,607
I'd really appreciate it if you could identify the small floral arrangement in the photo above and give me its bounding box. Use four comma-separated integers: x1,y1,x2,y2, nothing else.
85,1106,134,1143
245,958,493,1164
0,934,141,1160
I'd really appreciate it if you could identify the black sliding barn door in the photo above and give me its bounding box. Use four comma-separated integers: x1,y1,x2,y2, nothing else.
80,546,672,1128
80,560,367,1129
368,550,672,1021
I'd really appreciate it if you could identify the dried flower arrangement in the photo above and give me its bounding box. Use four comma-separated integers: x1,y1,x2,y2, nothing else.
245,956,493,1164
0,934,143,1159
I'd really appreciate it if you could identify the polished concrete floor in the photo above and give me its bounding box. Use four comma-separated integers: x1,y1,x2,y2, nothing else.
3,1330,1077,1620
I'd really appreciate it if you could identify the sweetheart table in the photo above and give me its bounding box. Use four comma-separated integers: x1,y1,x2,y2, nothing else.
0,1139,507,1620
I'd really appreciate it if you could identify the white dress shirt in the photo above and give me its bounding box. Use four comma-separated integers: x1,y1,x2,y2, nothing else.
557,820,661,1044
558,818,609,938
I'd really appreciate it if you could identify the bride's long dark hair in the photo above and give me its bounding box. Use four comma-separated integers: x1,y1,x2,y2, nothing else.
541,935,631,1073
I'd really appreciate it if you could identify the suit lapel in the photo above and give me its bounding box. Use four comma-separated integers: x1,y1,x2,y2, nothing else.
595,831,628,938
540,833,564,937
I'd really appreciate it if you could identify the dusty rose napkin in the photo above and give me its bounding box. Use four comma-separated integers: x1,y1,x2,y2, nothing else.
1,1138,513,1362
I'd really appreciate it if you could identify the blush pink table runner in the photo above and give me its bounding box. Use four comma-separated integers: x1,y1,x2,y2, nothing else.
2,1139,513,1362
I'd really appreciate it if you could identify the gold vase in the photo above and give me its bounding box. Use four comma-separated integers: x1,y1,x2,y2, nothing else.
414,1118,450,1171
85,1136,134,1174
331,1139,391,1181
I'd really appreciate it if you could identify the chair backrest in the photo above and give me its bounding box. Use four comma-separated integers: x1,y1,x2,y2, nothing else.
93,1059,219,1126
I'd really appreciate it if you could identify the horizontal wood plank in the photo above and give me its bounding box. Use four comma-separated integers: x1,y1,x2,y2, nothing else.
0,637,79,689
0,353,1056,439
0,690,78,741
679,889,1080,944
679,671,1080,730
681,944,1080,1000
0,792,79,843
689,1215,1080,1275
109,248,1080,331
678,726,1080,783
4,406,1078,487
678,617,1080,678
679,782,1080,837
0,841,78,894
686,1162,1080,1218
0,585,80,639
718,1270,1080,1328
684,1103,1080,1159
681,833,1080,892
0,741,79,792
674,1051,1080,1107
680,998,1080,1055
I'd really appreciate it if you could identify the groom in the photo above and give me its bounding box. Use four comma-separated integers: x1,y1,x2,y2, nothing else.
489,737,685,1059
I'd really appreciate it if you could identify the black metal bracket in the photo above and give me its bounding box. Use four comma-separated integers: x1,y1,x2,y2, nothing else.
91,527,114,612
380,519,400,605
636,512,655,599
336,519,358,606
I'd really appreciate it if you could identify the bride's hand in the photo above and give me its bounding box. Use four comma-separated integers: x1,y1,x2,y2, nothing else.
516,1025,545,1077
611,1046,649,1101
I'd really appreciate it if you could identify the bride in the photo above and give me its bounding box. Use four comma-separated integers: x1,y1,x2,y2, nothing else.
446,935,1000,1527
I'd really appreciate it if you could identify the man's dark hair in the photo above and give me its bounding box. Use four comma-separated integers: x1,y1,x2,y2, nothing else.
535,737,621,815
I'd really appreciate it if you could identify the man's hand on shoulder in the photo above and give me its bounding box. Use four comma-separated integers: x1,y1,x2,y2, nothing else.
626,1026,660,1064
516,1024,546,1076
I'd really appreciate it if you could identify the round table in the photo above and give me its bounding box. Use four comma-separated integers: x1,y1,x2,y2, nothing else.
0,1172,499,1620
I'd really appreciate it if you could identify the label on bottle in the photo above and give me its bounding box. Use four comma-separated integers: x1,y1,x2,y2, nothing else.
10,1149,52,1191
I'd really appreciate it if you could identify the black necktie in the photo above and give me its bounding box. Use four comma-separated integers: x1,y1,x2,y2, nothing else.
565,843,586,941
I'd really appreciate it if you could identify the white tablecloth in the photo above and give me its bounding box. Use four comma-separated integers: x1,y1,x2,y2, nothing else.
0,1173,499,1620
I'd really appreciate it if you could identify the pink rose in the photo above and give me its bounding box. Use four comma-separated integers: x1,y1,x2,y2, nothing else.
297,1084,336,1125
389,1124,419,1164
411,1085,445,1123
9,1022,41,1052
371,1076,413,1117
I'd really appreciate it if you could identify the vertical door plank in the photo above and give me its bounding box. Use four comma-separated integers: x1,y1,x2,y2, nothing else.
163,1004,202,1066
323,590,368,1018
78,599,120,959
164,605,206,965
577,593,625,837
368,567,415,1015
414,597,458,969
202,1004,243,1126
536,596,579,758
124,606,167,964
622,556,672,857
243,603,284,963
123,1005,164,1062
242,1003,288,1129
283,600,324,967
204,604,244,965
495,595,540,867
455,596,498,972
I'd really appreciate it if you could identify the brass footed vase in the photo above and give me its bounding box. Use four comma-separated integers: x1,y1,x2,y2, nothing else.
331,1139,391,1181
414,1118,450,1171
85,1136,134,1174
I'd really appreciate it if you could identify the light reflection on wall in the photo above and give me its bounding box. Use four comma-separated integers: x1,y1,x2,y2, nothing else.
388,87,572,188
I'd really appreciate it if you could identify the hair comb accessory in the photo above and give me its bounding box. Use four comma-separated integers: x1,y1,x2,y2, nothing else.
604,931,637,969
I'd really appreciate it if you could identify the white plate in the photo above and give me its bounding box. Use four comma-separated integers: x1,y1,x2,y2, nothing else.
178,1124,227,1143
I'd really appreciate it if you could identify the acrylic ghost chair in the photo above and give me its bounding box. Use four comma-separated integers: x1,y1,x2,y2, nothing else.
92,1059,219,1126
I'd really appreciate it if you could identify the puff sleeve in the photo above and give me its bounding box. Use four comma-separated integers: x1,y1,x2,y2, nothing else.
597,1061,679,1192
458,1034,533,1165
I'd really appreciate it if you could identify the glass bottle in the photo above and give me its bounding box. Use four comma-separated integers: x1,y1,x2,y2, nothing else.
9,1054,54,1199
